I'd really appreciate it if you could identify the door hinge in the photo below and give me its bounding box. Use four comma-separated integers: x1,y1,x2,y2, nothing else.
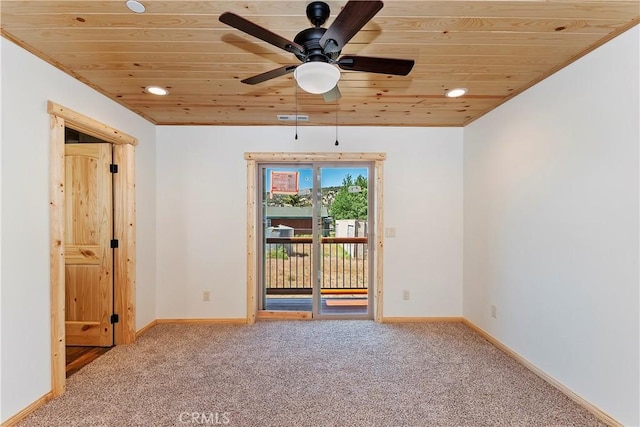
110,164,118,173
111,239,119,249
110,314,119,324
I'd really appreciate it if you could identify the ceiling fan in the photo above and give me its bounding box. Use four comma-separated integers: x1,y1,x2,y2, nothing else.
219,1,415,102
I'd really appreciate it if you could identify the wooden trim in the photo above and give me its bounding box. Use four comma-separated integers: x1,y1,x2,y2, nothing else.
246,159,256,325
155,318,248,325
135,319,158,339
49,115,66,397
1,392,54,427
113,144,136,345
47,101,137,146
375,160,384,322
462,319,623,427
382,317,464,323
48,102,137,400
257,311,313,320
244,152,386,162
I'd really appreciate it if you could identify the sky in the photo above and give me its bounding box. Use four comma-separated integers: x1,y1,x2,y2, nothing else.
265,167,368,190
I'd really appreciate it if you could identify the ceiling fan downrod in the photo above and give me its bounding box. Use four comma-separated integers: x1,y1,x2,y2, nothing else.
306,1,330,27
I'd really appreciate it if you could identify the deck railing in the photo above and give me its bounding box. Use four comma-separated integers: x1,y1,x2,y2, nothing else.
265,237,368,294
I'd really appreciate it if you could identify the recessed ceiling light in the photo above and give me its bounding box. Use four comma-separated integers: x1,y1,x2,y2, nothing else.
145,86,169,96
445,88,468,98
126,0,146,13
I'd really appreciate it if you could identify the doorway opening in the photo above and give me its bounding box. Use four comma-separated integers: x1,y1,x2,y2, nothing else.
49,101,137,396
245,153,386,323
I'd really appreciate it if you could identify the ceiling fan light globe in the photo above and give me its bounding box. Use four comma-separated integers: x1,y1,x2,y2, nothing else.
294,62,340,94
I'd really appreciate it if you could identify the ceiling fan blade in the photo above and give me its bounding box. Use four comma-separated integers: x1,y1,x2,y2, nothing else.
319,1,383,54
219,12,304,56
338,55,415,76
322,85,341,103
241,65,298,85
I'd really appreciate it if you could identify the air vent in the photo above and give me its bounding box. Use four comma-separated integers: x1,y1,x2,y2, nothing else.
277,114,309,122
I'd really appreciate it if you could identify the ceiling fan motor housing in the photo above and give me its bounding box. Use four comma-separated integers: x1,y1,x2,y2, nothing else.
291,2,341,63
294,27,340,62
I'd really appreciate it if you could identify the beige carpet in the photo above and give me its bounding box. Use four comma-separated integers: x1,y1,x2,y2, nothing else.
19,321,606,426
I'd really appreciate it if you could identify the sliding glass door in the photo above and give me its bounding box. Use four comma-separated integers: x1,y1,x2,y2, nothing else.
258,163,373,319
260,165,314,312
314,166,372,318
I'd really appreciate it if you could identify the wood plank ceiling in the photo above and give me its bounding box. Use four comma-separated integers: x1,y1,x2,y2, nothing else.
1,1,638,127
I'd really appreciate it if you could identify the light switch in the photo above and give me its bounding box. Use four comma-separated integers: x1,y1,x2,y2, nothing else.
385,228,396,238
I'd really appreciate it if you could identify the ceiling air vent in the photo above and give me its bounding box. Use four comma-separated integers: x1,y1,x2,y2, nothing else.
277,114,309,122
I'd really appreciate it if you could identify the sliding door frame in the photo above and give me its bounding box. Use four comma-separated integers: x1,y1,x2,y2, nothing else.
245,152,385,324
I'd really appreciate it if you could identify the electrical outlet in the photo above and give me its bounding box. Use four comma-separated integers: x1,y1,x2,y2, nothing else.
402,290,410,301
385,228,396,238
491,305,497,318
203,291,211,302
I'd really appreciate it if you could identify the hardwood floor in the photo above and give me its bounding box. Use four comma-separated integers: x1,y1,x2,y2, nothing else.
66,346,112,377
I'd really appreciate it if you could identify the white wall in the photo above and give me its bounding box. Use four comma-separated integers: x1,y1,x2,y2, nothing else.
135,130,157,332
463,26,639,426
0,39,157,422
155,126,463,319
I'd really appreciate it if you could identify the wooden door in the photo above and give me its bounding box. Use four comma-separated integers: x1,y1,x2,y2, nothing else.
65,143,113,346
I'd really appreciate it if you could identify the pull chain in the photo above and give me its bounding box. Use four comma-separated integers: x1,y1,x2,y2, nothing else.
334,100,339,146
294,82,298,140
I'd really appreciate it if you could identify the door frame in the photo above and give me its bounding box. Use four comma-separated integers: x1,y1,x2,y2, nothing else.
245,152,385,324
48,101,137,396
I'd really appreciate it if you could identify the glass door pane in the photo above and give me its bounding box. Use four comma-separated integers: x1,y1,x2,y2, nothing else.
260,166,314,312
315,166,372,318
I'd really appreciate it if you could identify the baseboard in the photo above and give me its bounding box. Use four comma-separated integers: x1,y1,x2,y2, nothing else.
382,316,463,323
257,310,312,320
135,319,158,339
155,318,248,325
461,319,623,427
1,391,53,427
